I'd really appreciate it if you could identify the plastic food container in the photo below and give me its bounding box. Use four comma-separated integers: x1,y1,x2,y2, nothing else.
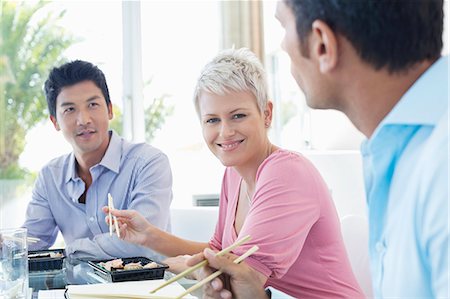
87,257,168,282
28,249,65,271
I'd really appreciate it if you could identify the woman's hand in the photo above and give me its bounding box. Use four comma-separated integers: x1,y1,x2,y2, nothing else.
163,255,196,278
102,207,152,246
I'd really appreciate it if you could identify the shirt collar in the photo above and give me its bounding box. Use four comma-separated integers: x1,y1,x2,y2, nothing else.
362,56,448,153
64,130,121,183
65,153,78,183
99,130,122,174
380,56,448,127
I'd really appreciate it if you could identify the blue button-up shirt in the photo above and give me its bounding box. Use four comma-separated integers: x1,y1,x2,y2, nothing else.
23,131,173,261
361,56,448,298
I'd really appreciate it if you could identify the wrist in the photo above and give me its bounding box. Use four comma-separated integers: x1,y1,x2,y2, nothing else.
143,225,158,248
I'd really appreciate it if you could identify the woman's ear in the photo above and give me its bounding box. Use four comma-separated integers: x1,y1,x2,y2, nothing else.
264,101,273,127
310,20,339,73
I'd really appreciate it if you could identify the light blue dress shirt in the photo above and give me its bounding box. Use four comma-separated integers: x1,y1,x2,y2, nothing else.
361,56,449,298
23,131,173,261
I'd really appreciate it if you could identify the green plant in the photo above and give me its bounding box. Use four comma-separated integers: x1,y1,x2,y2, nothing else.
109,96,174,143
109,104,123,135
144,95,174,142
0,1,76,179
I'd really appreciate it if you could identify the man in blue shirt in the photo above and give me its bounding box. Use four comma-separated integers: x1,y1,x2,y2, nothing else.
23,60,173,260
190,0,448,298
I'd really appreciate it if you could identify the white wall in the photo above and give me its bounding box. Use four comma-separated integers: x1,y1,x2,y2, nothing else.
301,150,367,218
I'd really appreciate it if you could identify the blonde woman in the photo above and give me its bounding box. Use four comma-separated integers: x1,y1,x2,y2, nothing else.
104,48,363,298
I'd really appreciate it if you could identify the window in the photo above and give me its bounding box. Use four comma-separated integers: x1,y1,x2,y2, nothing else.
1,1,123,228
140,1,224,207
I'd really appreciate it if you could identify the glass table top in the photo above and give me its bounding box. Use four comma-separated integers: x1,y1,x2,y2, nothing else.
29,258,200,298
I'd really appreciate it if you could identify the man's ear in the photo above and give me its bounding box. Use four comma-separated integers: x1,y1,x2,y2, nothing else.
310,20,338,73
108,103,113,120
50,115,60,131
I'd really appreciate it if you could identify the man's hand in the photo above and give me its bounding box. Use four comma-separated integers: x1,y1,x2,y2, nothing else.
187,248,269,299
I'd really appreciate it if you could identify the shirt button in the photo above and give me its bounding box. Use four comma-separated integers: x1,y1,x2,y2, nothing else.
89,217,95,222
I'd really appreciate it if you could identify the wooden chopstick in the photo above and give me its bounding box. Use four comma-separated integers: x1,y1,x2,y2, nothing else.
150,235,251,294
174,245,259,299
108,194,113,237
108,193,120,238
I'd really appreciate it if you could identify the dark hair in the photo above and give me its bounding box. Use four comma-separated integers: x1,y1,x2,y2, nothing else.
44,60,111,117
285,0,443,72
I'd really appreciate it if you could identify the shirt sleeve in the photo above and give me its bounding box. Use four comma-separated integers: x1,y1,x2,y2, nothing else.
234,153,323,279
22,170,59,250
209,169,229,251
66,152,173,261
418,139,449,298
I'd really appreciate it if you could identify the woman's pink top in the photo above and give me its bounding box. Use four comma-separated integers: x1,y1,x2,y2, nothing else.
209,149,364,298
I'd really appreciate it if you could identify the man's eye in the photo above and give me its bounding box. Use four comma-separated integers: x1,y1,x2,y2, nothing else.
232,113,246,119
206,118,220,124
89,102,99,108
64,107,74,113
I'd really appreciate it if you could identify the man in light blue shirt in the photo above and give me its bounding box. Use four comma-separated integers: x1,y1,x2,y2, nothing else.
361,56,448,297
188,1,448,298
23,60,173,260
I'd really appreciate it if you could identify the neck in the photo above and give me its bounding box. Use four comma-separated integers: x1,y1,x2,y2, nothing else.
338,60,434,138
74,133,111,181
235,141,276,192
75,153,101,175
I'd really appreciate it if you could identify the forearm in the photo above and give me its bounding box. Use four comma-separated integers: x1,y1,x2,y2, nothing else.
66,234,164,261
144,225,209,257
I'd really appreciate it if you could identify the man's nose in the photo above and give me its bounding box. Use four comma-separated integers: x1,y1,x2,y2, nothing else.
76,109,91,125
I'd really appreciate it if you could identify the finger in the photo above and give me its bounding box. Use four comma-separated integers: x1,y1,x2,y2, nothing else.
104,215,118,225
220,289,232,299
211,277,224,291
203,282,220,299
186,251,205,266
203,249,242,276
109,209,135,218
120,223,128,235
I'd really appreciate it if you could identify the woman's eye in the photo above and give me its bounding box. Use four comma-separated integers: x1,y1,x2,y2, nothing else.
232,113,246,119
206,118,220,124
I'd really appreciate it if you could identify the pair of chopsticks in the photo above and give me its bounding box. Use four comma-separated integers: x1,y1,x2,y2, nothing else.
150,235,258,298
175,245,259,298
108,193,120,238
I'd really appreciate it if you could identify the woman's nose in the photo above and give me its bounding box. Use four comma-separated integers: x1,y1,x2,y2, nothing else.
219,121,235,137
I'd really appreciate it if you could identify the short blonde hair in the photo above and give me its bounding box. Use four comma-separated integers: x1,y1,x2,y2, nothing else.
193,48,269,116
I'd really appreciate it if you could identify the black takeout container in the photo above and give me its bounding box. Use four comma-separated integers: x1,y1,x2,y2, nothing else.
87,257,168,282
28,249,65,271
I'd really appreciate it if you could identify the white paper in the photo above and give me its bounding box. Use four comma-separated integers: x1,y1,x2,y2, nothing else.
66,279,197,299
38,289,66,299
